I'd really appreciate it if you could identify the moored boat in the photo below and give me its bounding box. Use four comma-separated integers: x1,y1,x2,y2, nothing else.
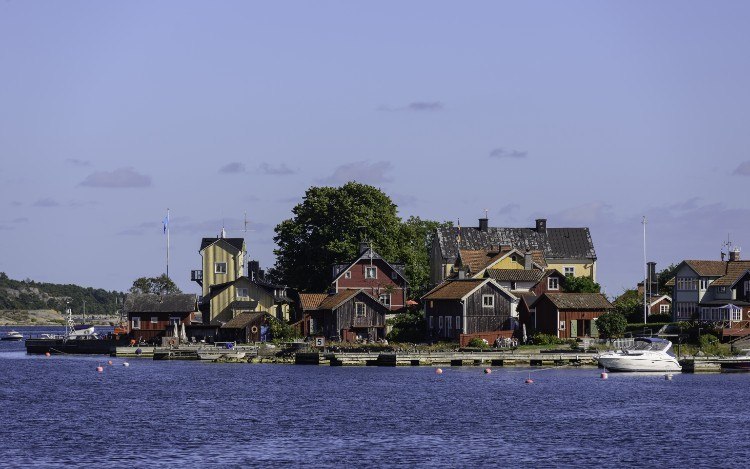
596,337,682,372
1,330,24,341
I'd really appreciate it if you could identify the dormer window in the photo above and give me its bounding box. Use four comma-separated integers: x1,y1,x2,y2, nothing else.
237,288,249,298
215,262,227,274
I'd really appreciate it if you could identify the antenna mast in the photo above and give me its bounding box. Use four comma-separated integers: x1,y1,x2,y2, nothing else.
642,216,647,324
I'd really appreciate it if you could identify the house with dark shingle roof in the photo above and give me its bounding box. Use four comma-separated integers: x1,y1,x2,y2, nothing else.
219,312,274,343
422,278,517,341
125,293,198,343
430,217,597,287
295,289,389,342
669,249,750,326
528,292,613,339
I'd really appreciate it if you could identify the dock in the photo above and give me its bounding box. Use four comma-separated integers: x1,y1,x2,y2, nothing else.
295,351,598,367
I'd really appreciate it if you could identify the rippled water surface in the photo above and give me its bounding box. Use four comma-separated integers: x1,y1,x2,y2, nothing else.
2,326,750,467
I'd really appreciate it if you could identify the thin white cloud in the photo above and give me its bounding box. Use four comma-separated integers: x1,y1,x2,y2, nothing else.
319,161,394,185
79,167,151,188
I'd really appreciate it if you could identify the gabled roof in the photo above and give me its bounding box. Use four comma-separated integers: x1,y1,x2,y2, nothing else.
331,248,408,285
199,237,245,252
683,260,728,277
532,293,613,310
422,278,516,301
649,295,672,307
458,248,511,274
730,269,750,289
125,294,197,313
485,269,545,283
671,260,750,287
436,225,596,262
318,289,362,310
299,293,329,311
714,262,750,286
221,312,267,329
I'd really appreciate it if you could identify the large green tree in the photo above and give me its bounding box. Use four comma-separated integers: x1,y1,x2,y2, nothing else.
271,183,448,295
272,183,403,292
130,274,182,295
562,276,601,293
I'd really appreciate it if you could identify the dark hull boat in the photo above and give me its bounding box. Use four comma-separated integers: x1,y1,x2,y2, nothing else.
25,335,129,355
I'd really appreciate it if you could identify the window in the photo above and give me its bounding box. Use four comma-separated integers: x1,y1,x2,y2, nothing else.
169,317,180,326
456,316,461,333
745,280,750,293
439,316,444,328
548,277,559,290
391,271,398,280
674,302,697,319
511,282,517,290
482,294,495,308
718,286,726,293
559,320,565,330
215,262,227,274
365,266,377,279
429,316,434,329
344,271,351,279
675,277,698,291
237,288,249,298
699,278,709,290
378,293,391,307
564,266,575,277
132,317,141,330
446,316,452,331
660,304,670,314
355,302,366,317
150,316,158,324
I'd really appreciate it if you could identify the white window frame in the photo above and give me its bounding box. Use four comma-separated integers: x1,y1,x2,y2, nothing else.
446,316,452,331
564,266,575,277
699,278,709,290
355,302,366,317
344,271,351,279
378,293,391,307
169,317,180,326
215,262,227,274
548,277,559,290
132,317,141,330
237,288,249,298
676,277,698,291
482,294,495,308
659,304,670,314
559,320,566,330
150,316,158,324
365,266,377,279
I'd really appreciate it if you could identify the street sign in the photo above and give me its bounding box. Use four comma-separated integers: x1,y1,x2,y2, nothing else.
315,337,325,347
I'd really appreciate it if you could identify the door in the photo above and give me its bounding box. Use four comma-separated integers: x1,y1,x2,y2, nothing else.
570,320,578,338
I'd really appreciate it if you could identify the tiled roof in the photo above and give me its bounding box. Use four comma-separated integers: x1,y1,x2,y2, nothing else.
535,293,613,310
515,291,537,305
199,237,245,252
713,262,750,286
531,250,547,267
422,279,486,300
125,294,197,313
299,293,329,311
331,248,408,284
319,289,361,310
485,269,544,282
459,249,509,274
436,225,596,262
222,312,265,329
684,260,729,277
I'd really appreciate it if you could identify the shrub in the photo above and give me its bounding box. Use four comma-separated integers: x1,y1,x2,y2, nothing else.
386,311,427,343
648,313,672,323
699,333,721,356
596,311,627,339
467,337,489,348
532,333,562,346
269,317,299,342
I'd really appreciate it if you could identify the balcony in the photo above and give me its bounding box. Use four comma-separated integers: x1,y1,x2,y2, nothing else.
191,270,203,285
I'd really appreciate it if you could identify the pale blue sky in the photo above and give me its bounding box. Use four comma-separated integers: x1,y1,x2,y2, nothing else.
2,1,749,296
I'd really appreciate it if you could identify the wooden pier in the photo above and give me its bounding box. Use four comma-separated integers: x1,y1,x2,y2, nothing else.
295,351,598,367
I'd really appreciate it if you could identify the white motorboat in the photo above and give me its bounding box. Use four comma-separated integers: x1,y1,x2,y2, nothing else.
1,330,24,341
596,337,682,372
197,350,223,360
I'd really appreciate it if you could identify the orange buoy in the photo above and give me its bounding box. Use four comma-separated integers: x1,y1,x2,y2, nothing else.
96,366,104,373
45,352,51,357
435,368,443,375
484,368,492,374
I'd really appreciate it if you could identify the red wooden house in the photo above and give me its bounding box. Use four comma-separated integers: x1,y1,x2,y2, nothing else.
527,293,613,339
297,289,389,342
125,293,197,343
331,243,408,311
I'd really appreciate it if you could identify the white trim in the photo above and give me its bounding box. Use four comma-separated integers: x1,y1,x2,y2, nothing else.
132,317,141,330
150,316,158,324
563,266,575,277
214,262,227,274
473,248,545,277
482,294,495,308
355,301,366,317
648,295,672,308
548,277,559,290
329,250,408,285
364,266,377,279
344,271,351,279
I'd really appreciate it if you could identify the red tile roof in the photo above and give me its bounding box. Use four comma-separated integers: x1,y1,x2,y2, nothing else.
298,293,329,311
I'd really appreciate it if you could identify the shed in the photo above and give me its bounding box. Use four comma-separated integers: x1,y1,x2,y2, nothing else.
125,293,197,343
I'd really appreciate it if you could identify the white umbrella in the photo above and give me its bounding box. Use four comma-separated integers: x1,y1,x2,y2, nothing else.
172,322,179,341
522,323,527,344
180,323,188,343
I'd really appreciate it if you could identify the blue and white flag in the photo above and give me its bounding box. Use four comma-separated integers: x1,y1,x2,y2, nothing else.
163,214,169,234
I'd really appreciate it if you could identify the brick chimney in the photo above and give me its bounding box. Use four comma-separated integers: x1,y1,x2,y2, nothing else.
524,250,533,270
730,248,741,262
535,219,547,233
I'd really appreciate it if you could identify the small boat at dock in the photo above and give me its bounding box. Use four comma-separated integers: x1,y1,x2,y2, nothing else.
1,330,24,341
596,337,682,372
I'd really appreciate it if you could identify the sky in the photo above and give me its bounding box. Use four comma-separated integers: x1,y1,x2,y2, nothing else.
1,1,750,298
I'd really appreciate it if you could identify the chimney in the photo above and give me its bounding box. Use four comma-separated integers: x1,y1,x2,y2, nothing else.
535,219,547,234
248,260,260,280
458,270,466,280
524,250,533,270
647,262,657,297
478,217,489,232
359,242,370,255
730,248,741,262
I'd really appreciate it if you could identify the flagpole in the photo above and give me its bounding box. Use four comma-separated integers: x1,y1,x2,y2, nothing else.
166,208,170,279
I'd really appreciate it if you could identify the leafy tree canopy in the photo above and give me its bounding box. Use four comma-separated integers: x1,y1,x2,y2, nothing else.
596,311,628,339
562,275,601,293
657,263,679,295
130,274,181,295
272,182,449,295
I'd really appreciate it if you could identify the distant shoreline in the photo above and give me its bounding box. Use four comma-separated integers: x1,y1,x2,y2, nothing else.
0,310,117,327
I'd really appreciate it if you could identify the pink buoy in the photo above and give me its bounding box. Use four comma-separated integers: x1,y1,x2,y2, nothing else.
601,371,608,380
107,360,113,366
45,352,51,357
435,368,443,375
525,378,534,384
484,368,492,374
96,366,104,373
